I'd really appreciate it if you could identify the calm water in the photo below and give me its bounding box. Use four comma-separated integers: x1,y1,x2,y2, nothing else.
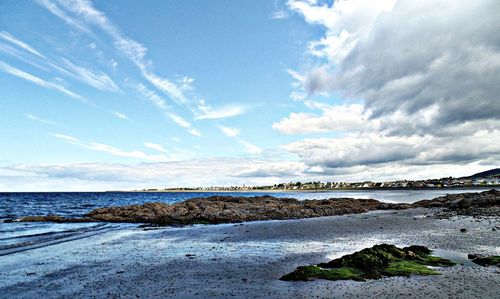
0,188,495,254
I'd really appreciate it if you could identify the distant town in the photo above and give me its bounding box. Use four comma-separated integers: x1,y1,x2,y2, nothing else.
136,169,500,192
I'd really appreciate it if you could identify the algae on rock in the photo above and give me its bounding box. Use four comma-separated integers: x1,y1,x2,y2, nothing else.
472,256,500,267
281,244,455,282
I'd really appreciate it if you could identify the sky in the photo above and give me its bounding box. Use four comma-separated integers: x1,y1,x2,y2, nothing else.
1,0,499,191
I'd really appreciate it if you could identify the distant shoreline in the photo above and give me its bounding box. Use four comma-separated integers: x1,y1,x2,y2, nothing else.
120,186,499,193
1,186,498,193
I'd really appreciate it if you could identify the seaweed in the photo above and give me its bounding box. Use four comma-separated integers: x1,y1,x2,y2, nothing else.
281,244,455,282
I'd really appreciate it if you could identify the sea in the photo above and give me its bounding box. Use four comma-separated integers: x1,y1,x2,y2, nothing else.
0,188,496,256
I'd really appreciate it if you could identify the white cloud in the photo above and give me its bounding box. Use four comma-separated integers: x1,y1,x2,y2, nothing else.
217,125,241,137
143,72,189,106
0,31,44,58
36,0,90,33
0,31,119,94
166,113,190,128
273,103,369,134
144,142,167,153
25,113,57,125
112,111,129,120
0,43,52,72
37,0,249,122
0,157,306,191
3,156,494,191
289,0,500,129
271,10,289,20
196,99,248,120
188,129,202,137
285,69,310,101
239,140,263,155
51,133,171,162
135,83,169,110
0,61,84,100
61,58,119,92
86,142,167,161
288,0,396,61
275,0,500,176
39,0,193,108
133,83,201,136
282,130,500,169
51,133,80,143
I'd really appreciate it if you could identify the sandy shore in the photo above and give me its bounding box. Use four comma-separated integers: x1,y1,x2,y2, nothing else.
0,208,499,298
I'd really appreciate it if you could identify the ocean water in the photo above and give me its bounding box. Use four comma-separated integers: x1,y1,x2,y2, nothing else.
0,188,495,256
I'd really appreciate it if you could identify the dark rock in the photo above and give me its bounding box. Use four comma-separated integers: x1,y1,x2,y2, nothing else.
413,189,500,210
468,253,483,260
415,190,500,218
472,256,500,267
460,228,467,233
21,196,391,225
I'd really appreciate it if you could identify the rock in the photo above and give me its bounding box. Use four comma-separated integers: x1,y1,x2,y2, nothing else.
425,202,445,208
472,256,500,267
281,244,455,282
413,190,500,217
460,228,467,233
22,196,391,225
468,253,483,260
19,189,500,225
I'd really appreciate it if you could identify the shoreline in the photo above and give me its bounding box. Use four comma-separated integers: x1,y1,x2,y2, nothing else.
1,186,496,194
1,208,499,298
125,186,500,193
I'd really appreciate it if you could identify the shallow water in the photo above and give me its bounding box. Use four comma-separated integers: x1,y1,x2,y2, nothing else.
0,188,496,253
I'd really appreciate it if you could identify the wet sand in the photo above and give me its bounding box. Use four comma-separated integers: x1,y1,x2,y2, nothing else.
0,208,499,298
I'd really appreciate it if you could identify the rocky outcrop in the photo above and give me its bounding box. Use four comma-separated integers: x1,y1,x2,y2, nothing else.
412,189,500,209
281,244,455,281
85,196,386,224
18,190,499,225
471,256,500,267
412,189,500,217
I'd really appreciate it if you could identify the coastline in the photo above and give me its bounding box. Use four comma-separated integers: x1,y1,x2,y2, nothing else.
17,189,499,225
122,186,499,193
1,208,499,298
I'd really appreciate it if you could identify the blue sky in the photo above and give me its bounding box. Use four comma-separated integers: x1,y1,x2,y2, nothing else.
1,0,499,190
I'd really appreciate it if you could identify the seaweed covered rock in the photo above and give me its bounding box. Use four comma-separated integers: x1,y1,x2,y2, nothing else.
472,256,500,267
281,244,455,282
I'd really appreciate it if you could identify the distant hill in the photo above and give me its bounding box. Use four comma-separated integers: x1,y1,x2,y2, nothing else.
466,168,500,179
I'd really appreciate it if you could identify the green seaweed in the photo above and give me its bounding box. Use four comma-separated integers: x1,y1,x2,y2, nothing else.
383,261,439,276
281,265,365,281
281,244,455,282
421,255,456,266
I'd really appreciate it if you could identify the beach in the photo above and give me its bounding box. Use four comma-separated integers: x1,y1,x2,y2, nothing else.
1,207,499,298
